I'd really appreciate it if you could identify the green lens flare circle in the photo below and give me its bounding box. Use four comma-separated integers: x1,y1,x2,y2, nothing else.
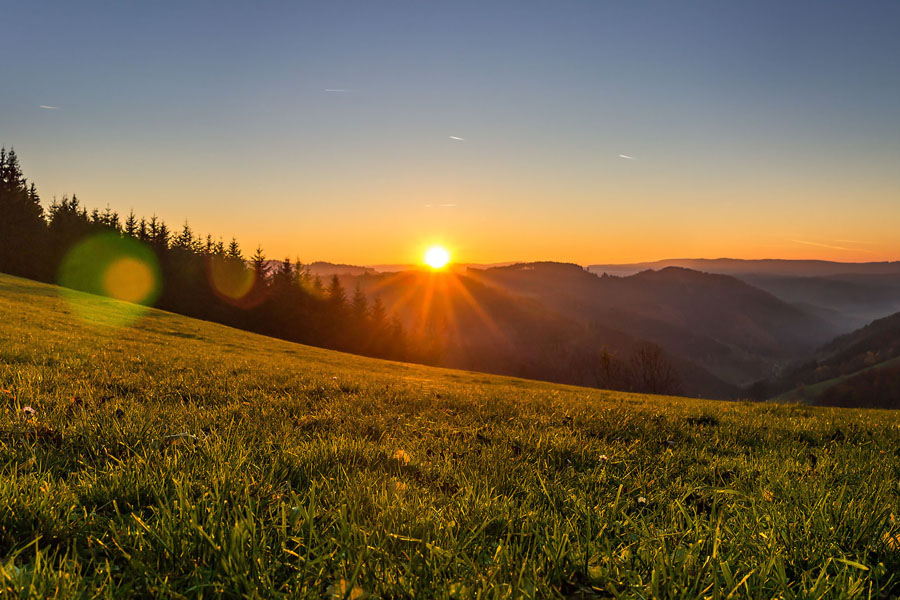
57,233,161,326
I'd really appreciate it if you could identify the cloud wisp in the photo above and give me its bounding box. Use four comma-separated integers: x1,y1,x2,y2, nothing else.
449,136,465,141
618,154,635,160
39,105,61,110
324,88,353,93
791,239,876,253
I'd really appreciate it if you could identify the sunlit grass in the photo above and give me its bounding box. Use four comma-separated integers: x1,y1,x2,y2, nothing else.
1,273,900,598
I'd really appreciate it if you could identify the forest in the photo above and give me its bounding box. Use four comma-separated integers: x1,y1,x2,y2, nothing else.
0,147,681,396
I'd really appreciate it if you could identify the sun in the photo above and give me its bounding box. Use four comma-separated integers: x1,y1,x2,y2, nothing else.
424,245,451,269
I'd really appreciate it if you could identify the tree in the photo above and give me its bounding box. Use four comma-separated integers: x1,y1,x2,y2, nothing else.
327,275,347,311
226,237,243,261
310,274,324,298
124,210,138,238
251,246,268,282
0,147,47,278
628,342,681,395
174,221,196,251
154,220,171,251
0,146,457,373
349,285,369,352
367,295,388,356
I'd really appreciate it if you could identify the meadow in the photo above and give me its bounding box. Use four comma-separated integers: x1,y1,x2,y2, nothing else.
1,272,900,598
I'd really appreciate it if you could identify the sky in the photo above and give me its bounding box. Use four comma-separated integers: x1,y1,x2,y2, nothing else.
2,1,900,265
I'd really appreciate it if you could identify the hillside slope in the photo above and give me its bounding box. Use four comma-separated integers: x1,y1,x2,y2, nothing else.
342,270,735,398
2,273,900,597
469,263,837,385
760,310,900,408
588,258,900,277
588,259,900,334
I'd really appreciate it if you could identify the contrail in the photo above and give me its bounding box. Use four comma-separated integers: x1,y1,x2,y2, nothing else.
449,136,465,141
618,154,635,160
791,239,875,253
39,105,61,110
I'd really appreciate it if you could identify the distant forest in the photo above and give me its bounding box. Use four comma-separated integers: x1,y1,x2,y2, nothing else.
1,147,681,395
0,147,414,361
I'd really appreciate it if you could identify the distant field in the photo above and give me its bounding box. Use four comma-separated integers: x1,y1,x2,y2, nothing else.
1,273,900,598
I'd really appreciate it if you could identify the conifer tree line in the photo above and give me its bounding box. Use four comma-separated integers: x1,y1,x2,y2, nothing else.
0,147,411,360
2,147,684,395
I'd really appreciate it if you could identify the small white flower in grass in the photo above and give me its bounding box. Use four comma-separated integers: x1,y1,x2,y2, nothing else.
637,496,647,504
599,454,608,461
22,406,35,416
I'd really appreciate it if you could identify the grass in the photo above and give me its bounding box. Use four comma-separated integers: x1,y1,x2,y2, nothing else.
774,355,900,405
1,272,900,598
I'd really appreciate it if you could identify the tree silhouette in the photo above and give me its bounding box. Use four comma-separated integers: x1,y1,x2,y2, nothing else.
0,148,47,278
2,145,684,393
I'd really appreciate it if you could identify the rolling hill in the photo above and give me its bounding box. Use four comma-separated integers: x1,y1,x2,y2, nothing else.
468,263,838,386
339,269,736,398
589,259,900,334
757,310,900,408
588,258,900,278
2,272,900,596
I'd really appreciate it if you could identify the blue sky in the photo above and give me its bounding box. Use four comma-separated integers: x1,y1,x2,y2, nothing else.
3,1,899,263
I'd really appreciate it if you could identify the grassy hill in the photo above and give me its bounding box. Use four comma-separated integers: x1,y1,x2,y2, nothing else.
757,310,900,408
2,273,900,598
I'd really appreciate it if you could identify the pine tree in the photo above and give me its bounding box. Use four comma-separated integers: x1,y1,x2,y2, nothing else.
251,246,268,281
370,296,387,331
174,221,195,251
148,215,159,243
293,260,310,287
101,205,119,231
351,285,368,321
226,237,243,261
311,274,324,298
154,220,171,251
349,285,369,352
327,275,346,309
0,147,47,278
124,210,138,237
272,258,294,290
368,296,389,357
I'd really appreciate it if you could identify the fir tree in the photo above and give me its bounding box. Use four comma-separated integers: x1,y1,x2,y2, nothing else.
174,221,195,251
0,147,46,278
124,210,138,237
226,237,243,261
251,246,268,281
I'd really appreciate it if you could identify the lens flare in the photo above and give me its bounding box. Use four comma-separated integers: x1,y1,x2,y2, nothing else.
424,246,450,269
57,233,161,327
103,257,155,303
208,255,255,302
